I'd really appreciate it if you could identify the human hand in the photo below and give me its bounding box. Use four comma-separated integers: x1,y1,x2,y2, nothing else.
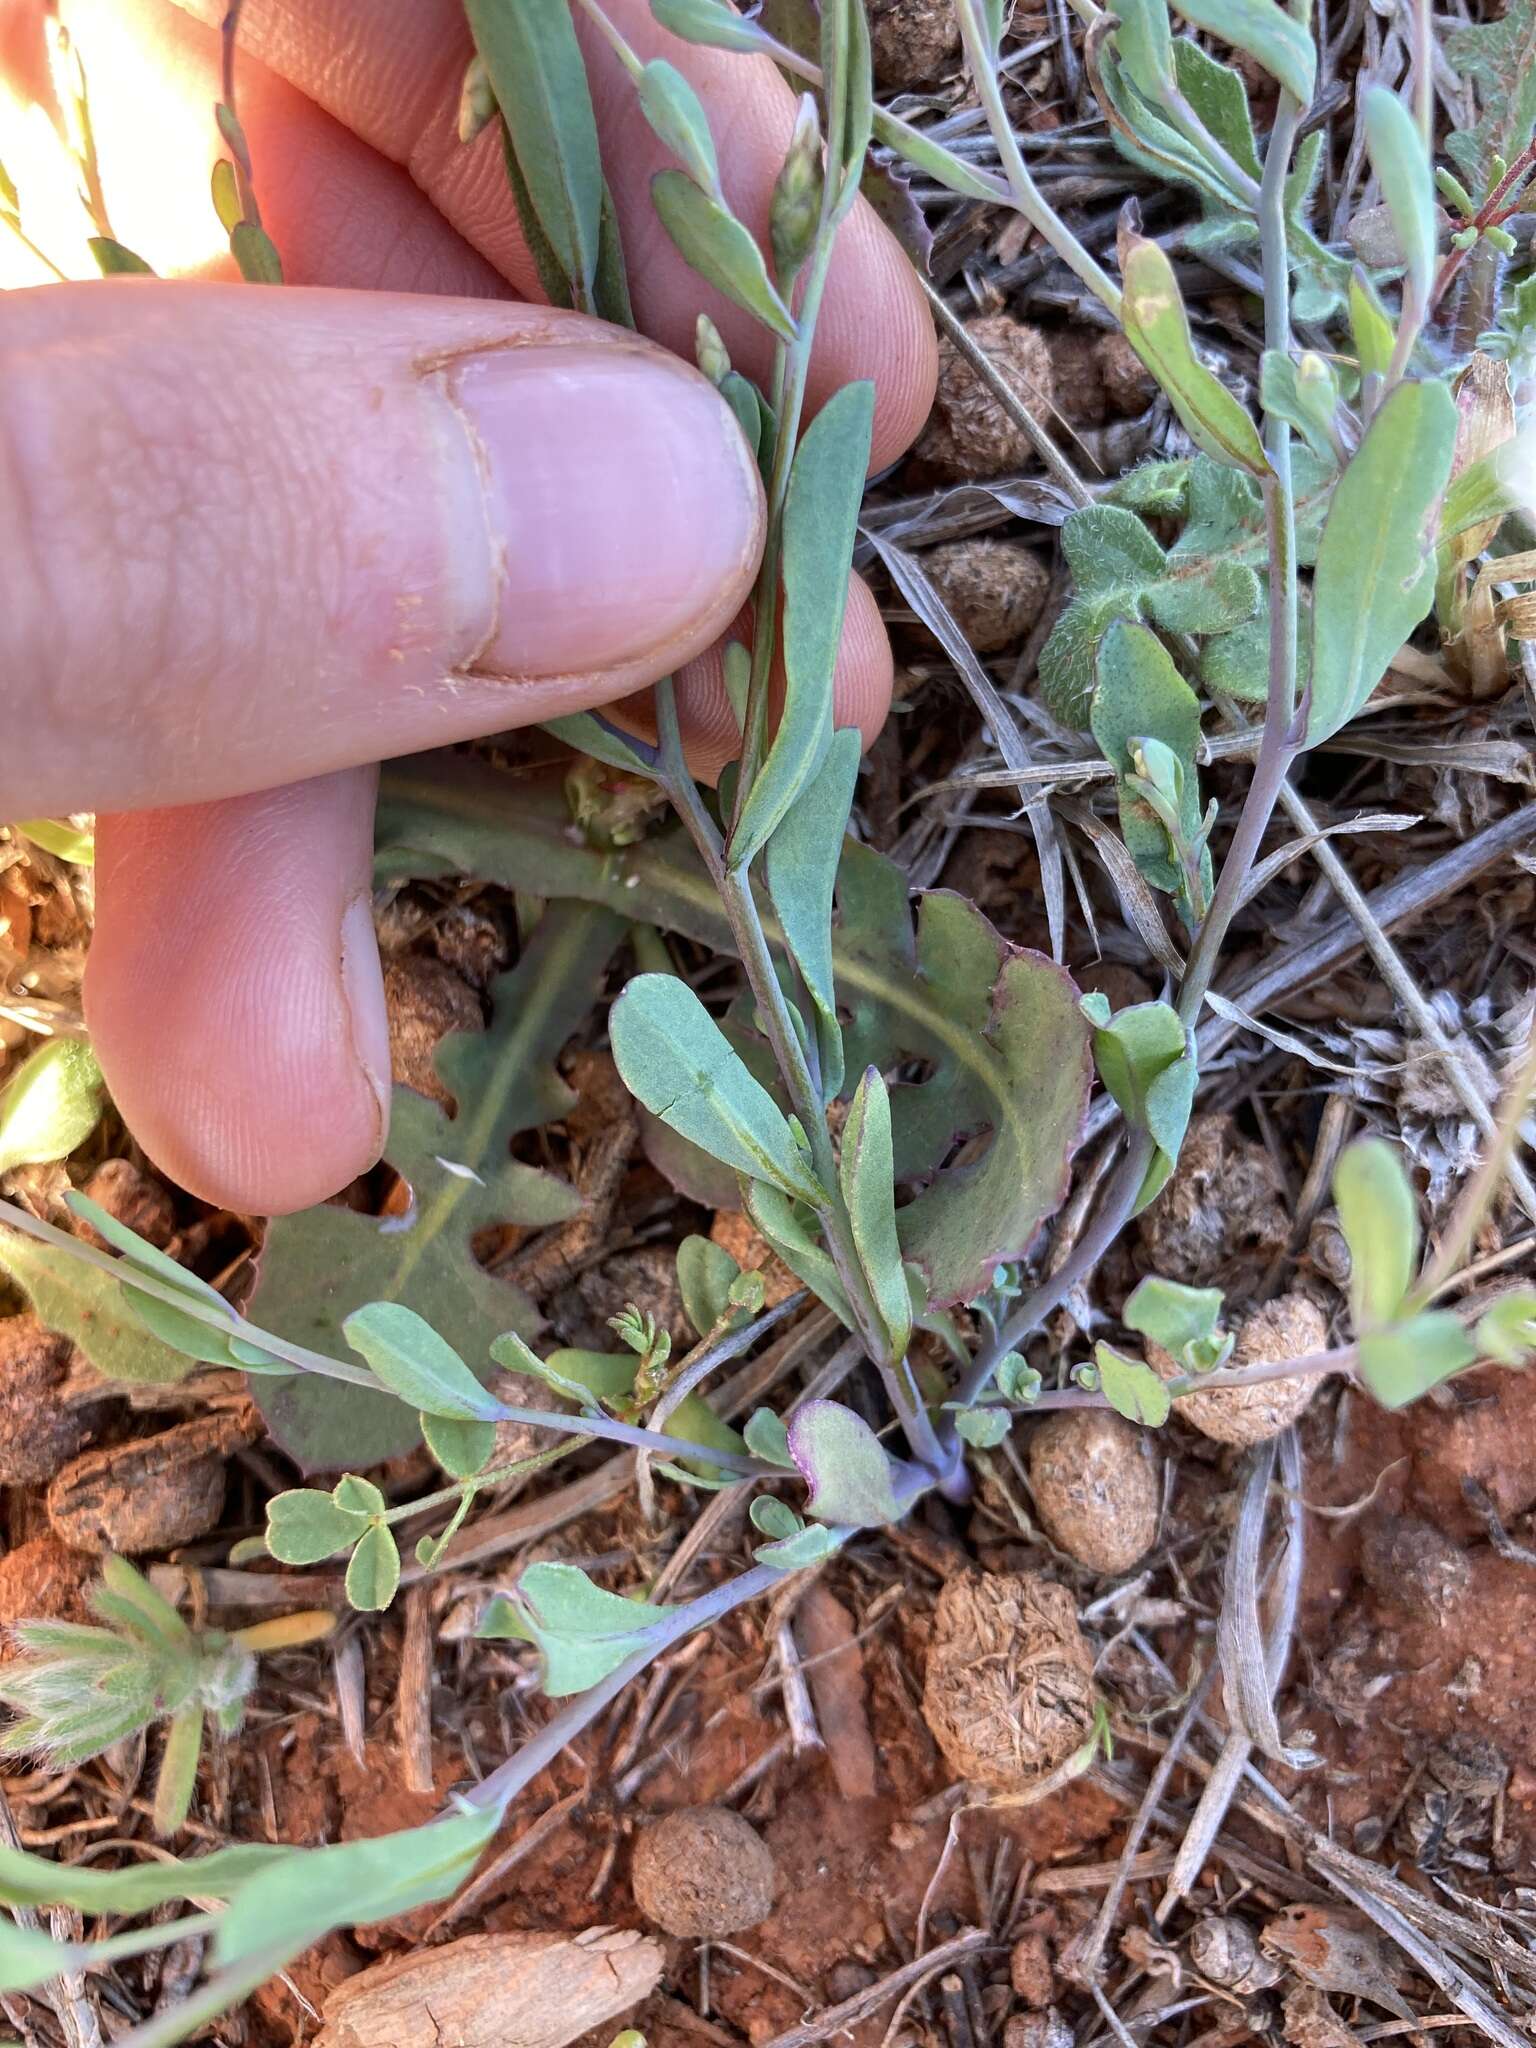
0,0,936,1213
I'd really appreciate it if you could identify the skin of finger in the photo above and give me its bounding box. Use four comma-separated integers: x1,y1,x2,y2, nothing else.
0,281,764,816
85,770,393,1213
163,0,938,472
617,570,894,784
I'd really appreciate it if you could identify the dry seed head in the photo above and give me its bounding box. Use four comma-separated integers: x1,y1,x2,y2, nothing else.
630,1805,777,1936
1360,1514,1472,1620
917,314,1057,479
922,538,1050,653
1187,1917,1280,1993
1150,1293,1328,1447
921,1570,1097,1790
1025,1410,1158,1573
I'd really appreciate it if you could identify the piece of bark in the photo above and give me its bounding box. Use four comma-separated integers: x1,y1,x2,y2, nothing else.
314,1928,663,2048
794,1584,878,1800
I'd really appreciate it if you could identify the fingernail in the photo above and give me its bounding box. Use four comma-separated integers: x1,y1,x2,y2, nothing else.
339,894,391,1139
445,345,762,678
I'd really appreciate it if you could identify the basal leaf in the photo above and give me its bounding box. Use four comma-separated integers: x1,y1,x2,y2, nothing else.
464,0,603,307
650,170,796,342
763,726,861,1100
1363,86,1436,312
1333,1135,1417,1328
1357,1311,1476,1408
1167,0,1316,105
250,902,625,1470
786,1400,902,1526
731,382,875,868
839,1067,913,1362
1306,379,1457,745
378,762,1089,1312
1120,236,1267,475
342,1302,500,1421
610,973,826,1202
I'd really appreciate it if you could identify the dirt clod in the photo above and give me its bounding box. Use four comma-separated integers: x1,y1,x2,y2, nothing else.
73,1158,178,1251
917,314,1057,478
1009,1929,1054,2007
1136,1113,1289,1290
630,1805,777,1936
47,1412,250,1555
1360,1514,1472,1620
1096,332,1157,416
0,1316,102,1484
922,1570,1097,1789
1026,1411,1158,1573
1004,2009,1073,2048
0,1536,94,1636
867,0,959,88
1153,1293,1329,1446
382,953,483,1106
923,538,1050,653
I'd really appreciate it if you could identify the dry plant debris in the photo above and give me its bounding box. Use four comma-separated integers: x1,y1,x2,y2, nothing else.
921,1570,1098,1787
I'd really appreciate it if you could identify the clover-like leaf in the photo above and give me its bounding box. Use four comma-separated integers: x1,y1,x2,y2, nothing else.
265,1488,371,1567
422,1413,496,1480
344,1523,401,1613
787,1400,903,1527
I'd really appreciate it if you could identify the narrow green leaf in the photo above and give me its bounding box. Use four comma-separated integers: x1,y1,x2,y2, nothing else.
215,1806,500,1967
265,1489,369,1566
542,713,657,775
87,237,153,276
1120,237,1267,475
1306,379,1457,744
744,1181,855,1327
0,1229,194,1386
1167,0,1316,104
344,1523,401,1612
1349,267,1396,380
1094,1341,1172,1426
342,1301,501,1421
0,1839,286,1914
650,170,796,342
210,157,242,235
610,973,826,1203
1333,1136,1418,1328
839,1068,912,1362
638,59,720,193
1112,0,1176,99
1357,1312,1476,1408
464,0,603,307
651,0,774,52
731,381,875,868
0,1914,79,1993
121,1289,287,1375
229,222,282,284
1091,620,1208,903
14,819,93,865
1363,85,1437,311
763,727,860,1100
0,1039,103,1175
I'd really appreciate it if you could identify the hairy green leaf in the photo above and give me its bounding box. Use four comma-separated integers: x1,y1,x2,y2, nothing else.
650,170,796,341
1120,236,1267,474
0,1228,193,1385
464,0,602,306
1307,379,1457,745
763,726,861,1100
1363,86,1436,312
1444,0,1536,197
1111,0,1175,99
731,383,875,868
610,973,826,1202
1167,0,1315,104
250,902,625,1470
1334,1136,1417,1329
839,1067,913,1361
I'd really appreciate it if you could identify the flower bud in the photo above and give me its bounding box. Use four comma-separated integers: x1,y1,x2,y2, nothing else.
770,94,823,288
457,55,498,146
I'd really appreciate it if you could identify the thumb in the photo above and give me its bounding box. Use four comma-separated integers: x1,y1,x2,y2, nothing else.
1,281,764,817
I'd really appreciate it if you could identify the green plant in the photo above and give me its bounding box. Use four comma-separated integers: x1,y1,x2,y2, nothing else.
4,0,1536,2034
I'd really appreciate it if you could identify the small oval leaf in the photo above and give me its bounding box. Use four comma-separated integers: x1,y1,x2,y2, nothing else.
650,169,796,342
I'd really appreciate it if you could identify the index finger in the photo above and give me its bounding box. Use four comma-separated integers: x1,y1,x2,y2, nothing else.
166,0,937,470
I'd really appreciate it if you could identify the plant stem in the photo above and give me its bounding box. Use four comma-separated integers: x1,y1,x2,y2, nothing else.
953,0,1123,318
